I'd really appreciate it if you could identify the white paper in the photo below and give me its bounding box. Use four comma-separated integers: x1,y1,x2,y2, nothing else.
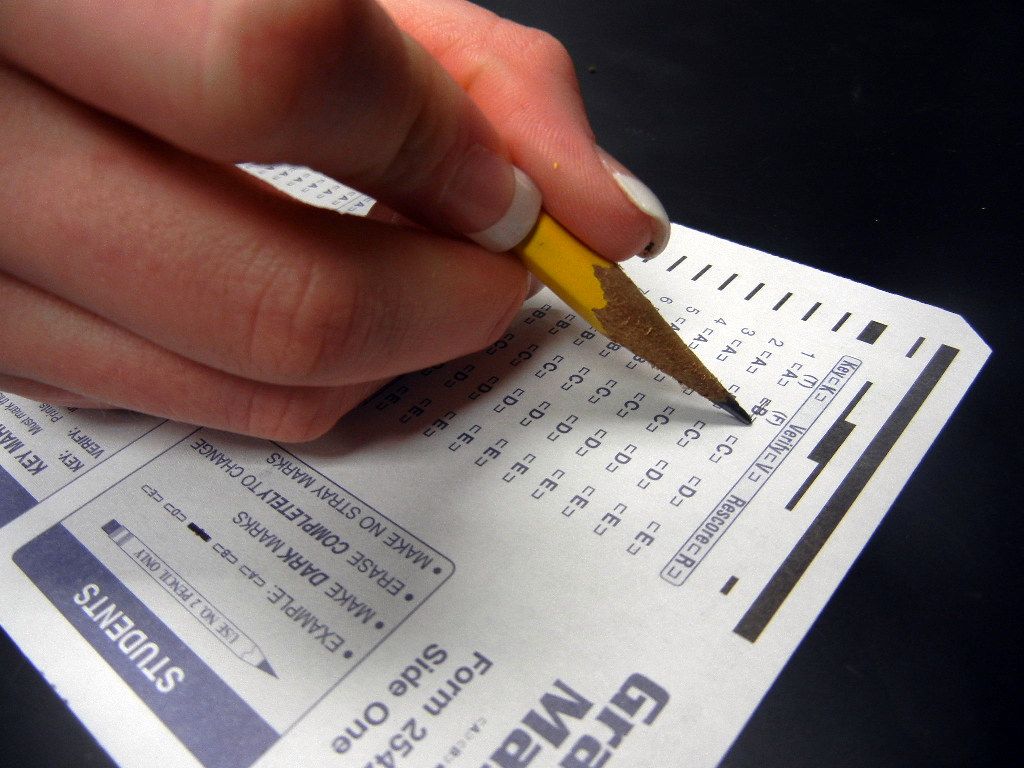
0,168,988,768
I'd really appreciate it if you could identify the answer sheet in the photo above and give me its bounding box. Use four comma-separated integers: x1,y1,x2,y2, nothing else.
0,166,989,768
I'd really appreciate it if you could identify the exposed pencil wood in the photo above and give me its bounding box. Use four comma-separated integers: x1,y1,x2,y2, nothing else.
592,262,729,400
513,212,751,423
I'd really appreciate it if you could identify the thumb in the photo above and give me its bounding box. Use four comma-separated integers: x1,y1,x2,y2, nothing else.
0,0,538,250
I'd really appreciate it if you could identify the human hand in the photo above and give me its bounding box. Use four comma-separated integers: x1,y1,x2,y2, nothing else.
0,0,669,440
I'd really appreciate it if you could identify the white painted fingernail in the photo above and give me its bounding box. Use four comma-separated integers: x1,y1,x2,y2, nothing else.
465,167,542,252
599,149,671,258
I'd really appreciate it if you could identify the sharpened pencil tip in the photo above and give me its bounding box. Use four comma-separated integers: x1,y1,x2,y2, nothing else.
721,395,754,425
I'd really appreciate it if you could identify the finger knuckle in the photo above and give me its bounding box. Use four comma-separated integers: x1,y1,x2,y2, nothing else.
241,255,366,384
515,27,575,77
234,386,344,442
200,0,368,156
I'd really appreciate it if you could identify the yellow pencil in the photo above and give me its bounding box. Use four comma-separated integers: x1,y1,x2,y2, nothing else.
513,212,752,424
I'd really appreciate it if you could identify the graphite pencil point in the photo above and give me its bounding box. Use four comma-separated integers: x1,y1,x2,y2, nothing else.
720,395,754,425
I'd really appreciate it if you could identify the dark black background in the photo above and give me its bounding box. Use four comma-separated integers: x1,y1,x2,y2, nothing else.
3,1,1020,765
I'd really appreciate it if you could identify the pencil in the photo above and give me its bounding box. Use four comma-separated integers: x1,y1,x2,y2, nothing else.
102,519,278,676
512,212,753,424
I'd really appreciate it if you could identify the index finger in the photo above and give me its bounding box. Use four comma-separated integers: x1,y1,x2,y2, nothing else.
0,0,534,247
379,0,672,260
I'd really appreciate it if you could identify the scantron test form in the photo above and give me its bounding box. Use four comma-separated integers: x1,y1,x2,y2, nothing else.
0,166,989,768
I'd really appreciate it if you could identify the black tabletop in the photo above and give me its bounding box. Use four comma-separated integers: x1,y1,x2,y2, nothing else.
3,1,1020,765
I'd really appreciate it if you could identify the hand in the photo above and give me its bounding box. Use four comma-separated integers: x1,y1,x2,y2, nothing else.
0,0,669,440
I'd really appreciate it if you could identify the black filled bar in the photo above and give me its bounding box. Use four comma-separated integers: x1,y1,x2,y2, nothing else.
734,345,960,642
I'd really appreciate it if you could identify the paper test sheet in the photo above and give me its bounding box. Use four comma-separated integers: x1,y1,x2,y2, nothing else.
0,165,989,768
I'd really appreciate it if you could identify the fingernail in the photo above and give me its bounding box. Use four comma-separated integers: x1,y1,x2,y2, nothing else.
442,143,540,251
464,165,542,252
598,148,671,258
